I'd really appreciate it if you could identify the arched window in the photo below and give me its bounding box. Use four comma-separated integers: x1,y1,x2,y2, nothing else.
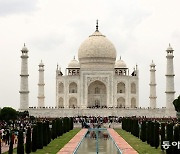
131,83,136,94
58,82,64,93
69,97,77,108
69,82,77,93
131,98,136,108
117,82,125,93
117,97,125,108
58,97,63,108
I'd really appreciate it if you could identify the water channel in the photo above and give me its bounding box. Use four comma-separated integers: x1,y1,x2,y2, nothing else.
74,128,122,154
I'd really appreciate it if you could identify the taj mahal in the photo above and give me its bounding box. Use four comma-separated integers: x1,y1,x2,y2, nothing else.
19,21,176,117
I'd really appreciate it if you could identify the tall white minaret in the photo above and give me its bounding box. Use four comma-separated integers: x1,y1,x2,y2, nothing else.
19,43,29,109
149,60,157,108
165,44,175,110
38,60,45,107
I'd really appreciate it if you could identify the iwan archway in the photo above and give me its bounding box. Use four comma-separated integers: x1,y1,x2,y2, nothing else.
88,80,107,108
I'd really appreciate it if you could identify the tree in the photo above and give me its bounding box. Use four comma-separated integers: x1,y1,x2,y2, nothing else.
51,120,56,140
150,121,155,147
59,118,63,136
160,123,166,151
173,96,180,112
43,122,48,146
154,121,160,149
166,123,173,154
140,120,146,142
0,107,17,122
46,121,51,144
8,135,13,154
32,125,37,152
0,133,1,154
146,121,151,144
17,130,24,154
37,122,43,149
173,96,180,122
173,124,180,153
25,127,31,154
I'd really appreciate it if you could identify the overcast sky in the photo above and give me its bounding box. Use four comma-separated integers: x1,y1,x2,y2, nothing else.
0,0,180,110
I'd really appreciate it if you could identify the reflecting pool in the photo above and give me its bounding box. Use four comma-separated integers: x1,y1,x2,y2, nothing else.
74,128,121,154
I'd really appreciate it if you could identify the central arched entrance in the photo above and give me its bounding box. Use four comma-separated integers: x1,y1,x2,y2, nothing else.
88,80,107,108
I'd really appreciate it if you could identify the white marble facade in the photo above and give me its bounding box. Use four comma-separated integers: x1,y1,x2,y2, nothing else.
56,24,139,109
19,22,177,118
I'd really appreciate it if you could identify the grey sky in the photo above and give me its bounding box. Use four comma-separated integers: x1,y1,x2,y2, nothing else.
0,0,180,109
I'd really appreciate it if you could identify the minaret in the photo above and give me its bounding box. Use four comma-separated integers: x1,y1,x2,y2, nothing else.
38,60,45,107
149,60,157,108
165,44,175,110
19,44,29,110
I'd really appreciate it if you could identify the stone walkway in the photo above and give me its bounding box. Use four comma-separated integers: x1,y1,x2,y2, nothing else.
108,128,138,154
1,143,18,153
57,129,88,154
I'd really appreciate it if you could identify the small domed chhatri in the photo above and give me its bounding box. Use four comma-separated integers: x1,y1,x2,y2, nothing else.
78,20,116,64
115,57,127,68
68,56,80,68
21,43,28,52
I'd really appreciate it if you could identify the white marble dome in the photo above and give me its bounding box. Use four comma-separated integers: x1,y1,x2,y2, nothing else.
68,58,80,68
115,59,127,68
78,31,116,61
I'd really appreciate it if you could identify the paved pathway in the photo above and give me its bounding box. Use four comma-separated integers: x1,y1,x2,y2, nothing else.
108,128,138,154
1,142,17,153
57,129,88,154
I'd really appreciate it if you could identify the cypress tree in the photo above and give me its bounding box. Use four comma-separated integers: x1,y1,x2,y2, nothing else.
70,117,74,130
59,119,63,136
25,127,31,154
67,117,70,132
56,118,60,137
140,120,146,142
8,135,13,154
43,122,48,146
135,119,139,138
37,122,43,149
166,123,173,154
52,119,56,140
146,121,151,144
32,125,37,152
0,134,1,154
150,121,155,147
154,121,160,149
173,124,180,153
160,123,166,151
63,118,67,133
17,130,24,154
46,121,51,144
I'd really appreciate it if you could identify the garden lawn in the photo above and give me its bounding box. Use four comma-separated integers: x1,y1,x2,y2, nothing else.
3,128,81,154
115,129,165,154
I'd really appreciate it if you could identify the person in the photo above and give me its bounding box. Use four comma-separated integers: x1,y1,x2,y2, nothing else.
6,129,10,145
108,122,111,128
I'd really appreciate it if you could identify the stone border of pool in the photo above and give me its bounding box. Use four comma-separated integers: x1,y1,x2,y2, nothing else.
57,129,88,154
108,128,138,154
57,128,137,154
